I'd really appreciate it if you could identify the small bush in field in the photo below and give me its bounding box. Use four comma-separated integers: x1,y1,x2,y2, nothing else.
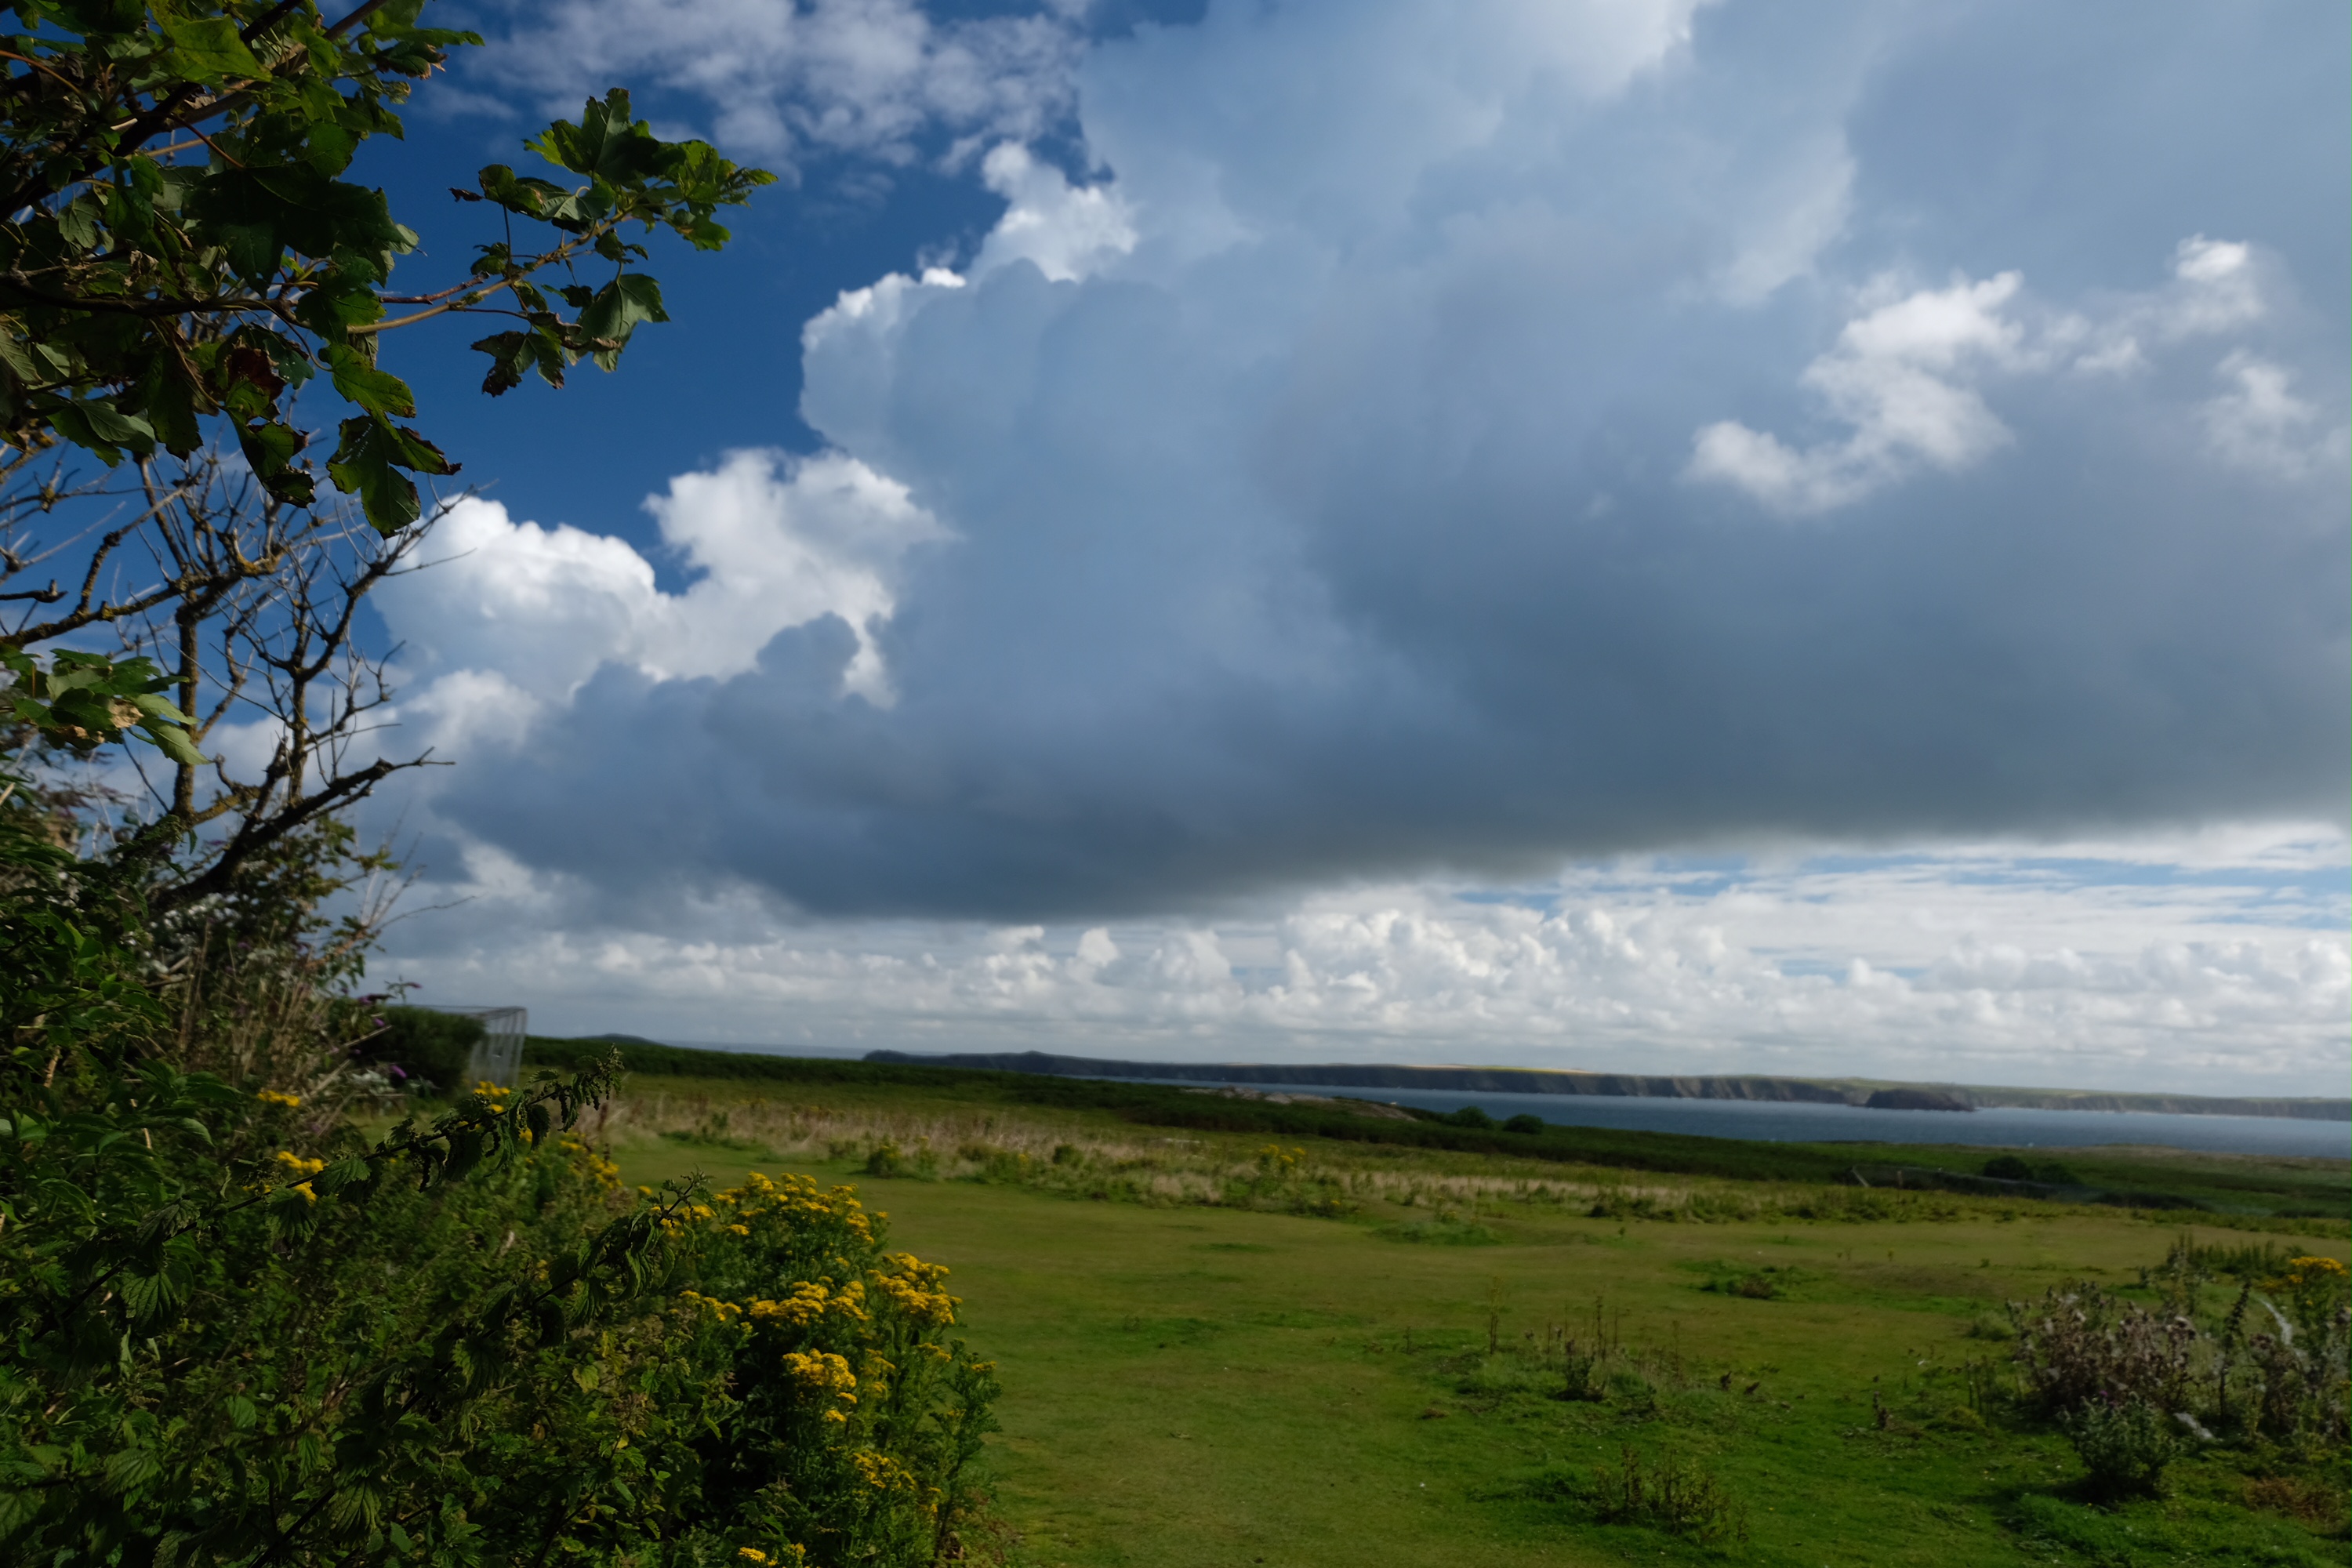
1584,1446,1748,1543
1503,1113,1545,1134
2009,1283,2197,1417
2062,1396,2181,1498
2243,1475,2349,1529
369,1004,486,1093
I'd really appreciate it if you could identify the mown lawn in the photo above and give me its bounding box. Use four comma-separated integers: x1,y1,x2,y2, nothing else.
607,1091,2349,1568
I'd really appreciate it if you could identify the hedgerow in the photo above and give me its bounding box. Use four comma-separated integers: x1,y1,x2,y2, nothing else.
0,795,997,1566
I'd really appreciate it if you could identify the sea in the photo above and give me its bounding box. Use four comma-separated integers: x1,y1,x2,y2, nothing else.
662,1042,2348,1160
1140,1080,2351,1160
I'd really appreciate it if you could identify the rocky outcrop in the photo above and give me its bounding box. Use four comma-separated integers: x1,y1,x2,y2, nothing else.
1862,1087,1973,1112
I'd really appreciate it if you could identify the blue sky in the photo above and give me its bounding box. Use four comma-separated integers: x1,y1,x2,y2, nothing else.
314,0,2348,1093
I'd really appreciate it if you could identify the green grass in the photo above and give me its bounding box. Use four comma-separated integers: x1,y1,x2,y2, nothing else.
529,1040,2350,1222
590,1072,2350,1568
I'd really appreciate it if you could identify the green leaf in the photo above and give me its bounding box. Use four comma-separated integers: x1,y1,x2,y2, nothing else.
129,691,196,727
328,416,458,535
324,345,416,417
160,15,267,81
48,399,154,464
136,719,209,769
55,192,101,251
575,274,668,369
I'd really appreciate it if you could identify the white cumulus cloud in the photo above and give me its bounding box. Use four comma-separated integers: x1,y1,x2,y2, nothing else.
380,449,944,746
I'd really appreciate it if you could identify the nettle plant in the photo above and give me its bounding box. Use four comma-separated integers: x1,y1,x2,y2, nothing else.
0,778,1001,1564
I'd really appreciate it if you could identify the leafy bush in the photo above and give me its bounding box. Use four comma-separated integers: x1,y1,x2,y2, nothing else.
1584,1446,1748,1543
369,1004,486,1092
0,804,999,1566
1446,1105,1497,1130
2009,1283,2198,1417
1503,1112,1545,1134
1983,1155,2034,1181
2061,1396,2181,1498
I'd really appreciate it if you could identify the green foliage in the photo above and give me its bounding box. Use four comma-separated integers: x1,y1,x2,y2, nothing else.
0,2,771,536
1501,1112,1544,1134
0,647,203,764
0,813,999,1565
368,1004,485,1092
1445,1105,1497,1129
1576,1446,1748,1542
1375,1215,1501,1246
1984,1154,2034,1181
2060,1396,2181,1499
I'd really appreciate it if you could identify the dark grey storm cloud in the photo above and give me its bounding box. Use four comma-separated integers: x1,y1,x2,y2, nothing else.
382,0,2349,921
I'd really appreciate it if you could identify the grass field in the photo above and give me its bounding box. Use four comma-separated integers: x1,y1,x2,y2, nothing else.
575,1067,2347,1566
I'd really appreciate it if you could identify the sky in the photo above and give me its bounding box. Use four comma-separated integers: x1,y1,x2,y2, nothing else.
312,0,2347,1094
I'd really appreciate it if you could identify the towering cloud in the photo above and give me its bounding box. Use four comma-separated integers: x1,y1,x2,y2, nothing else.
368,1,2347,1087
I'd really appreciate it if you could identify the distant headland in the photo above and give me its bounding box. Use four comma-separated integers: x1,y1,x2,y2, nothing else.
858,1050,2351,1123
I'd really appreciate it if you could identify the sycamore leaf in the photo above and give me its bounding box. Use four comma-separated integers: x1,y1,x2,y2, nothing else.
48,399,154,464
129,691,197,727
160,16,267,81
138,722,207,768
325,346,416,417
328,416,458,535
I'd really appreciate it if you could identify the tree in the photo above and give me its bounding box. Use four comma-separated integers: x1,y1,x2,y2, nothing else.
0,0,771,907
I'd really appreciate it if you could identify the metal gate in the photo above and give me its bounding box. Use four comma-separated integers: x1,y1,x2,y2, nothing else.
412,1004,529,1089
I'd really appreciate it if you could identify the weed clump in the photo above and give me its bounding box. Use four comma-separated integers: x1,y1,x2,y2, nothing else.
1583,1446,1749,1543
1701,1265,1793,1300
2060,1396,2181,1498
1377,1214,1501,1245
2243,1475,2349,1530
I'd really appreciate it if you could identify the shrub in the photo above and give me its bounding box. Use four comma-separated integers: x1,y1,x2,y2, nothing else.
2062,1396,2181,1498
1446,1105,1497,1130
1503,1112,1545,1134
1982,1155,2034,1181
2243,1475,2349,1529
1585,1447,1748,1543
1376,1215,1501,1245
2009,1283,2197,1417
370,1004,486,1092
0,812,1000,1566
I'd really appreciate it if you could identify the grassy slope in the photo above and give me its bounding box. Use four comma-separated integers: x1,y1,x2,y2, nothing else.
599,1073,2349,1568
527,1040,2350,1219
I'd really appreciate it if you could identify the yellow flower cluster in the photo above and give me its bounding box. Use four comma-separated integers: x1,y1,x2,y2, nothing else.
254,1089,302,1108
679,1290,744,1323
273,1149,325,1203
705,1171,876,1243
850,1450,916,1494
1257,1144,1304,1172
746,1279,867,1328
782,1349,859,1420
2268,1255,2350,1294
873,1254,957,1327
555,1136,622,1190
